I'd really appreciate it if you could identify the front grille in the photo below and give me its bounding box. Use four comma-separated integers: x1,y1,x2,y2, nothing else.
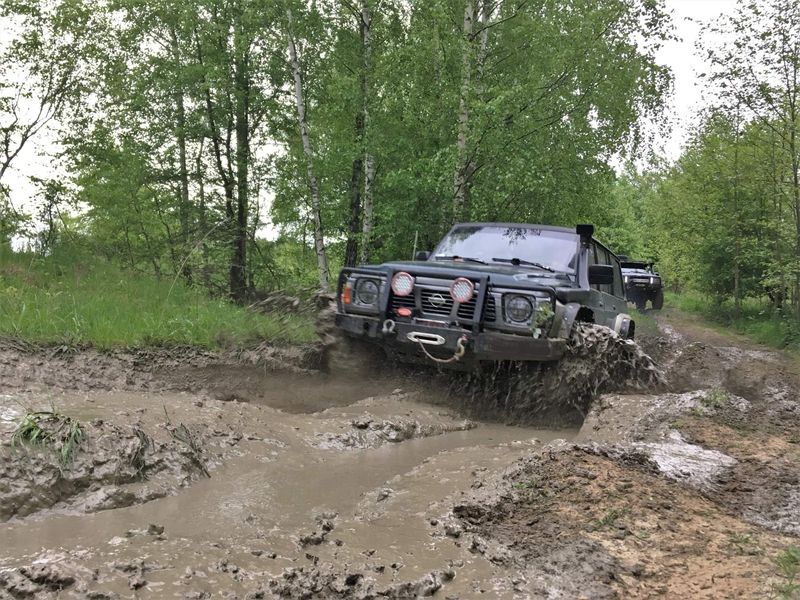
391,294,415,309
388,277,484,322
483,295,497,321
421,290,454,316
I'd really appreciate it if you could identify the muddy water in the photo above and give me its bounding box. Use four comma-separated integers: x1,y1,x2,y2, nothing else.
0,384,572,598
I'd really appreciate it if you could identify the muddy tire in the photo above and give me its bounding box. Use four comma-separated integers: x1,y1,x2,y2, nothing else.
651,289,664,310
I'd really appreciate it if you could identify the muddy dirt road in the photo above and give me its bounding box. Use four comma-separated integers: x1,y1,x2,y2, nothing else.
1,312,798,599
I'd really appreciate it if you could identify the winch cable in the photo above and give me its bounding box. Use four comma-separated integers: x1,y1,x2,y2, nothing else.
418,335,468,364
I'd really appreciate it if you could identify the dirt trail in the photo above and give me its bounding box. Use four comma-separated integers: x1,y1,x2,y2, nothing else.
1,312,799,599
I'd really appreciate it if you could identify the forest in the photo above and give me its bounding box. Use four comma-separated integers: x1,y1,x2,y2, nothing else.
0,0,799,347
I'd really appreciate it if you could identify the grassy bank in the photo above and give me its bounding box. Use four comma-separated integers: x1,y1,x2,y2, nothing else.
667,291,800,352
0,252,316,349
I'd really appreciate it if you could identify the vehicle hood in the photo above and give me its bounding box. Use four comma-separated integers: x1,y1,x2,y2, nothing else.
374,260,577,289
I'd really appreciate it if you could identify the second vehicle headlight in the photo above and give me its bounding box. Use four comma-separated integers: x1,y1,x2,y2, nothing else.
356,279,379,304
505,295,533,323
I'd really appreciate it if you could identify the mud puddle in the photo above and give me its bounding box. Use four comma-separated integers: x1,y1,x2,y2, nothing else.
0,385,571,598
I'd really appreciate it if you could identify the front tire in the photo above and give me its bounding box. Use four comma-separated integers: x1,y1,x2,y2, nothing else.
651,289,664,310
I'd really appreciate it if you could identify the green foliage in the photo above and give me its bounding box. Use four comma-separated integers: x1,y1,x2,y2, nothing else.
0,249,315,348
11,405,85,466
773,546,800,599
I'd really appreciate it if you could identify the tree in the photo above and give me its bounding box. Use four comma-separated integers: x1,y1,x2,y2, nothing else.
700,0,800,313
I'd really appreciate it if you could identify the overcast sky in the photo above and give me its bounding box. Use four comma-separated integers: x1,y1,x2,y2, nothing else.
3,0,739,212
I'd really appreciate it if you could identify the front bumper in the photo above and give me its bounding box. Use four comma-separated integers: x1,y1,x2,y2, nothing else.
335,314,566,363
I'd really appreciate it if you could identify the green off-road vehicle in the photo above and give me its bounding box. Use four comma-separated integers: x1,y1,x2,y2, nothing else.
329,223,636,371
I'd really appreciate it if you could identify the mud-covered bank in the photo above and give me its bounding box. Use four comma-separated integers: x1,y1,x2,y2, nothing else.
0,314,798,599
0,338,321,396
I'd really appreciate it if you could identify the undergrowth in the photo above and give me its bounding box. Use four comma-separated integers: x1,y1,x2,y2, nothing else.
0,250,315,348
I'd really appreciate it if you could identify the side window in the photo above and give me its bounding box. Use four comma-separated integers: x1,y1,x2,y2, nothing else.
611,256,624,298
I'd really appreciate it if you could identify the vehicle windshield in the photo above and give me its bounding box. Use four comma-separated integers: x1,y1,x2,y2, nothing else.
621,261,652,272
432,225,578,273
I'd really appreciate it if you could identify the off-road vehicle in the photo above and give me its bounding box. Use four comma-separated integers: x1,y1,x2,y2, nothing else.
620,258,663,311
330,223,635,370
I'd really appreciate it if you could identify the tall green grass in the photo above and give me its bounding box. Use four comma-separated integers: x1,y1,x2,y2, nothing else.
667,291,800,351
0,251,315,348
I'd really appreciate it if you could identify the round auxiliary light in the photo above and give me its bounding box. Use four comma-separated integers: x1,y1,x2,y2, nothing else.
450,277,474,303
356,279,379,305
391,271,415,296
506,295,534,323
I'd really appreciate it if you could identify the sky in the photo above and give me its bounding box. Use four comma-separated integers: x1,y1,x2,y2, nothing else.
2,0,739,217
655,0,737,159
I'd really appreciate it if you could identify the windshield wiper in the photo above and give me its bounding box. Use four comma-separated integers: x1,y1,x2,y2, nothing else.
491,257,554,272
434,255,488,264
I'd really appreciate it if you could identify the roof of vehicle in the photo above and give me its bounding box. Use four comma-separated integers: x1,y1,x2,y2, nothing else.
452,222,576,235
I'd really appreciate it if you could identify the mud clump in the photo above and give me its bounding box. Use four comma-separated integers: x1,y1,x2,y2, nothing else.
314,414,476,450
0,417,214,521
266,563,455,599
448,323,664,426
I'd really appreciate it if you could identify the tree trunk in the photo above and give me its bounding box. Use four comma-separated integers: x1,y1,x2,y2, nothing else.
287,7,330,292
231,11,249,301
344,115,364,268
361,153,375,263
452,0,475,224
170,25,192,284
359,0,374,265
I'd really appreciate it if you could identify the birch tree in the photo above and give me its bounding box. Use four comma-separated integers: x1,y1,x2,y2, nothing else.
286,6,330,291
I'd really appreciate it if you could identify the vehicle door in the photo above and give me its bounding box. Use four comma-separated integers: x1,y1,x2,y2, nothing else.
590,243,625,329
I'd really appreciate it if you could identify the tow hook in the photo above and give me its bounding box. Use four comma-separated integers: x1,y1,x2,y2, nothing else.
382,319,396,335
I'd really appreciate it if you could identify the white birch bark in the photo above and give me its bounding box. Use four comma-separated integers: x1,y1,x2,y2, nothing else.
287,7,330,292
359,0,375,264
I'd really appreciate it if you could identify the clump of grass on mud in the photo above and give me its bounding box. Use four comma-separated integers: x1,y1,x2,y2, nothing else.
10,405,85,466
774,546,800,599
0,251,315,349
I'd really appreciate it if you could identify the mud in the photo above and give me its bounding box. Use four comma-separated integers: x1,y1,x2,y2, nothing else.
1,313,799,599
446,323,664,426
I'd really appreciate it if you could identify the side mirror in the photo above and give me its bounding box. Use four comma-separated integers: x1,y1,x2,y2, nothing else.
588,264,614,286
415,251,431,261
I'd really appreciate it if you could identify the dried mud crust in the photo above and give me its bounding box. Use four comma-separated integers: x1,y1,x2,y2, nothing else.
0,417,217,521
447,323,664,426
0,339,321,396
451,445,795,599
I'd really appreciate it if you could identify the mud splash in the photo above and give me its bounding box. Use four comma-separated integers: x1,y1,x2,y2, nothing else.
447,323,664,426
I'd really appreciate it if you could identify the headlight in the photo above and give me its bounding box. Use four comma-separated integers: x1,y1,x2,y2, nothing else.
391,271,415,296
650,277,654,284
624,276,628,283
356,279,379,304
505,295,534,323
450,277,474,303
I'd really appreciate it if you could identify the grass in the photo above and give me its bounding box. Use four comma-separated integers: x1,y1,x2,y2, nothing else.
702,387,729,409
0,250,315,349
667,291,800,352
11,405,85,466
773,546,800,599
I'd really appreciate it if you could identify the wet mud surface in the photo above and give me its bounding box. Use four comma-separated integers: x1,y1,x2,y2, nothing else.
1,312,799,598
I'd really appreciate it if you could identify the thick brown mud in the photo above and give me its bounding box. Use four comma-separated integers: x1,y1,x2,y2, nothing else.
1,314,799,599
